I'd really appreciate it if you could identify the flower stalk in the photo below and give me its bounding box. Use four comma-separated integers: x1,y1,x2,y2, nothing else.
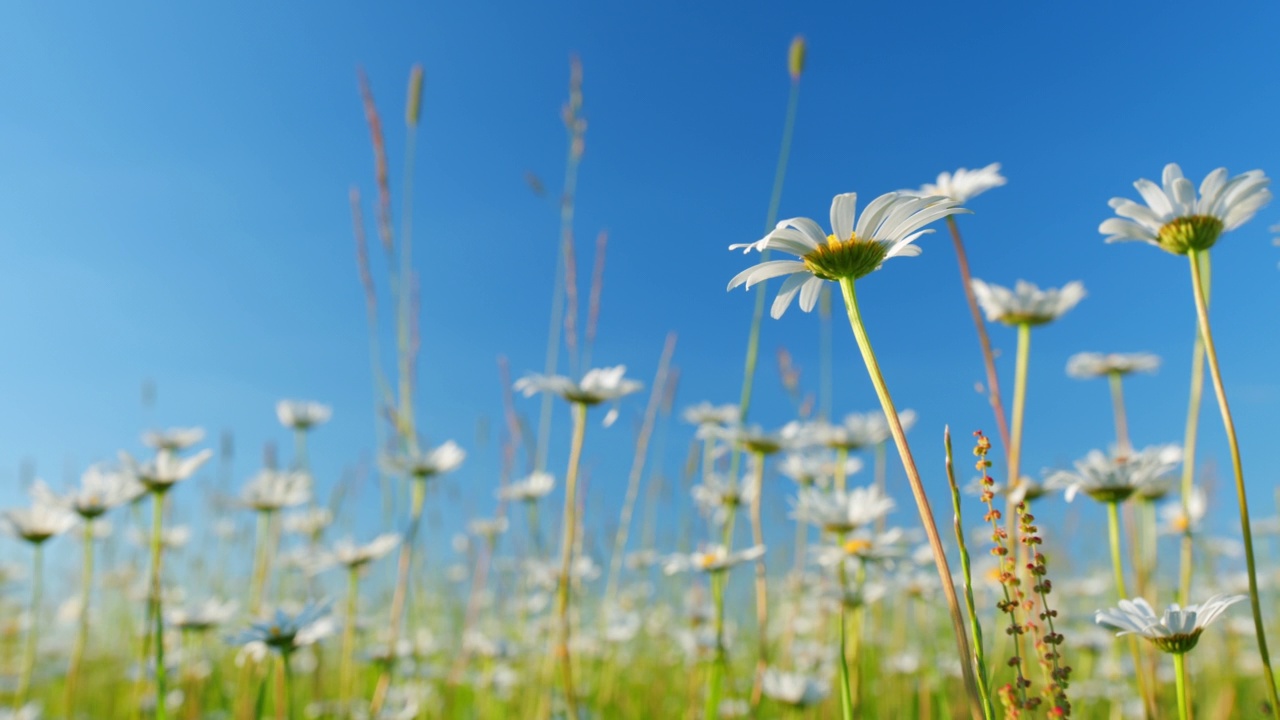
946,429,994,720
552,401,589,720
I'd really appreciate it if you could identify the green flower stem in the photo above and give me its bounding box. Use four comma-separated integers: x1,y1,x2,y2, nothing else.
1186,248,1280,712
835,548,854,720
835,447,849,493
837,277,983,720
944,216,1012,455
526,501,544,556
1108,371,1132,458
66,519,95,711
553,401,588,720
249,510,272,616
1174,652,1190,720
150,490,169,720
1179,251,1209,606
370,474,427,714
1005,322,1031,557
15,542,42,709
747,449,769,707
339,565,360,704
946,429,994,720
873,441,887,535
1107,500,1154,719
281,650,296,720
704,570,727,720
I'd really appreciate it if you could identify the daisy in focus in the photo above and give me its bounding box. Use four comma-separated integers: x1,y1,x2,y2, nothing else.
1099,163,1271,254
727,191,968,318
1095,594,1245,654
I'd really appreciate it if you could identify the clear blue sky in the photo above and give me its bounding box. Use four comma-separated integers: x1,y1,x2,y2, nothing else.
2,1,1280,568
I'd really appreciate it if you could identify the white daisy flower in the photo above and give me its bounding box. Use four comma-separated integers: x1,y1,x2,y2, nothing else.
806,410,916,450
141,427,205,453
970,278,1086,326
2,502,78,544
496,471,555,502
1095,594,1246,654
698,423,798,456
468,517,509,539
760,667,830,707
332,533,400,569
727,191,968,318
231,600,334,653
1100,163,1271,254
241,469,312,512
904,163,1007,203
31,468,143,520
809,527,907,567
514,365,643,405
777,451,863,488
383,440,466,479
283,507,333,536
1048,445,1182,503
690,472,758,527
275,400,333,431
167,598,238,632
681,402,740,428
120,448,213,493
791,485,894,534
1067,352,1161,379
1159,487,1208,536
663,545,765,575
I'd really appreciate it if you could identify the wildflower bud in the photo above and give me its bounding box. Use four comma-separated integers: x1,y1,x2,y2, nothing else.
788,35,806,81
406,65,424,127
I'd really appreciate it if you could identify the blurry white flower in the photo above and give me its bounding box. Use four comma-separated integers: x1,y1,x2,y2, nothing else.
34,467,143,519
497,472,555,502
699,423,796,456
1048,445,1182,503
0,704,41,720
1159,487,1207,536
514,366,643,406
728,192,967,318
468,518,509,540
682,402,740,428
120,449,213,493
2,501,78,544
810,528,907,568
971,279,1085,326
241,469,311,512
777,451,863,487
791,485,894,534
1100,163,1271,254
663,545,764,575
231,601,334,653
690,472,757,526
141,427,205,453
760,667,829,707
276,400,332,430
283,508,333,536
904,163,1007,203
1096,594,1245,654
168,598,238,632
128,525,191,551
1067,352,1161,379
383,441,466,479
332,533,400,569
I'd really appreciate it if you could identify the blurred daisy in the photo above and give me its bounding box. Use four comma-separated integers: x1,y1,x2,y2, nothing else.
810,528,907,567
1159,487,1208,536
167,598,238,632
45,466,144,519
276,400,333,431
231,601,334,653
681,402,740,428
690,473,757,526
700,423,797,456
241,470,311,512
2,502,77,544
791,485,894,534
141,427,205,453
384,440,466,479
332,534,400,569
970,279,1086,326
496,471,555,502
663,545,765,575
1096,594,1246,654
283,507,332,536
777,452,863,488
1048,445,1182,503
727,191,968,318
904,163,1007,203
120,449,213,493
1100,163,1271,254
760,667,829,707
514,365,642,406
468,517,509,540
1067,352,1161,379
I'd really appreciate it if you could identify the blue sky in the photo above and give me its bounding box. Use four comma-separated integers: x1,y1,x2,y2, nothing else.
2,1,1280,575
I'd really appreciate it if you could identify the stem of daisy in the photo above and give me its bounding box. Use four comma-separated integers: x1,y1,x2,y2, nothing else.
1174,652,1190,720
836,277,983,720
1005,322,1031,565
249,510,271,617
1107,500,1154,718
704,570,727,720
836,554,854,720
1179,251,1209,606
16,541,42,709
946,428,994,720
553,401,588,720
1186,248,1280,712
66,518,95,712
945,216,1012,455
150,490,169,720
1108,371,1131,459
835,447,849,492
370,474,426,713
747,449,770,707
281,650,296,720
339,565,360,704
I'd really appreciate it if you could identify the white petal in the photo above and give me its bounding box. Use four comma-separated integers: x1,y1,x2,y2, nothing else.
830,193,857,242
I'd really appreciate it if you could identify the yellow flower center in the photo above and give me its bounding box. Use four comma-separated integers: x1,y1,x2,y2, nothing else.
1157,215,1224,255
842,538,873,556
695,552,720,570
801,233,889,282
1172,514,1190,533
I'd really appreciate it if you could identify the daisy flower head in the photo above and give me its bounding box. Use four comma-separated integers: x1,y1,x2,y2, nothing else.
496,471,555,502
2,502,78,544
32,469,143,520
275,400,332,431
905,163,1007,204
690,472,757,526
120,448,214,493
1095,594,1246,654
791,485,894,534
727,191,969,318
167,598,238,632
970,279,1086,326
681,402,740,428
514,365,642,406
1159,486,1207,536
663,544,765,575
1100,163,1271,255
241,469,312,512
231,600,334,653
1067,352,1161,379
332,533,400,569
141,427,205,453
1048,444,1182,503
777,451,863,488
383,440,466,480
760,667,830,708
